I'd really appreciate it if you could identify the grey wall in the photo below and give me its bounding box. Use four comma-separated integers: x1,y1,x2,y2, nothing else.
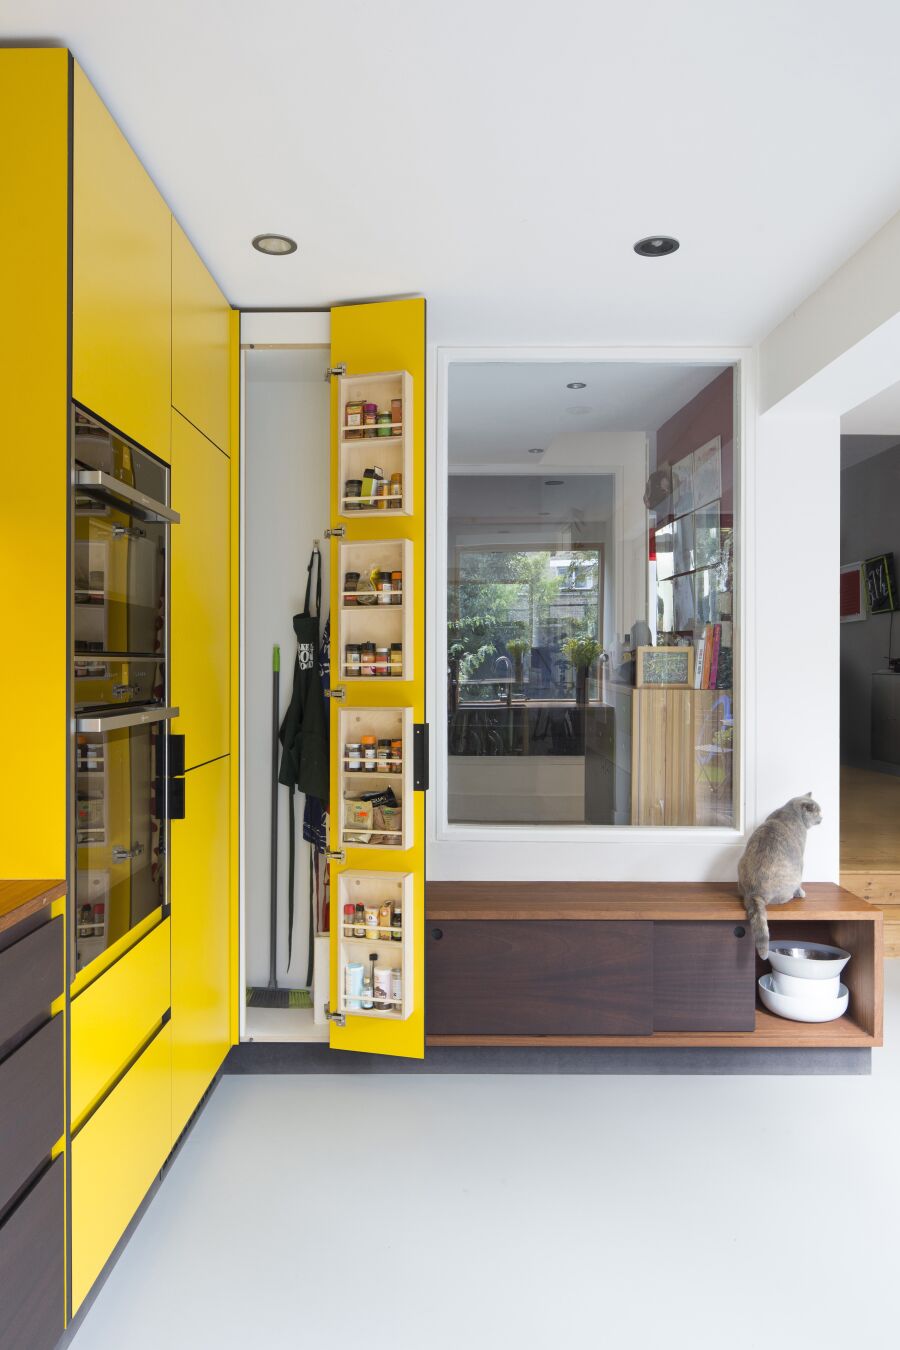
245,349,330,988
840,439,900,772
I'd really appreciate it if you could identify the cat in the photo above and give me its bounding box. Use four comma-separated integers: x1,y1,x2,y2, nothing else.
737,793,823,958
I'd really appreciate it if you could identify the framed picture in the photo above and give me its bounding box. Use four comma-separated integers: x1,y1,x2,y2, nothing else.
692,436,722,509
840,563,865,622
636,645,694,688
672,454,694,516
693,500,720,568
864,552,898,614
673,513,695,574
674,573,695,630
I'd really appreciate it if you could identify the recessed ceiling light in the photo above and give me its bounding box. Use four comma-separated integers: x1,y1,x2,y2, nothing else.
252,233,298,256
544,479,564,486
527,447,544,455
634,235,679,258
566,382,586,390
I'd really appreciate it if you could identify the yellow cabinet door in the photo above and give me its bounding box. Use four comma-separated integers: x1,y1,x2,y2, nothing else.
171,410,230,770
72,64,171,462
172,219,231,453
170,755,230,1143
328,298,426,1060
71,1023,172,1313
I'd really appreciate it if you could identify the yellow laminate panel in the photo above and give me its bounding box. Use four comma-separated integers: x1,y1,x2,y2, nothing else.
0,50,69,879
228,311,241,1045
170,755,230,1143
71,1023,172,1312
171,410,230,769
329,298,426,1060
70,904,163,998
172,219,231,452
70,918,170,1127
73,63,171,461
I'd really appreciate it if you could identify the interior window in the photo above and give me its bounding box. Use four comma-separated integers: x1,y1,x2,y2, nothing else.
445,361,737,828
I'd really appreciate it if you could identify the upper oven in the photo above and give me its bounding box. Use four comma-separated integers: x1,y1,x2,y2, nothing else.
72,407,179,711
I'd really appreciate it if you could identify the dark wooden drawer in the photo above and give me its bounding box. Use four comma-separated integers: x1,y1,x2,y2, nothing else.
653,921,755,1031
0,917,63,1054
426,920,653,1035
0,1015,64,1217
0,1156,64,1350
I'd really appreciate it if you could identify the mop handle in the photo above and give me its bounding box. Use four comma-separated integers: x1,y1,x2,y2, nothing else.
268,645,280,989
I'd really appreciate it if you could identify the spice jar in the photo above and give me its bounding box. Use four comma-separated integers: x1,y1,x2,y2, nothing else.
364,905,379,940
375,479,389,510
390,736,402,768
391,908,402,942
390,644,403,678
361,735,377,769
363,403,378,437
376,410,392,437
343,903,355,937
391,570,402,604
343,571,360,604
353,905,366,938
379,902,393,939
377,571,392,604
345,741,362,771
374,965,391,1009
390,968,403,1003
345,644,361,676
375,645,389,676
377,739,392,771
391,398,402,434
360,641,376,676
343,479,362,510
356,571,377,606
361,973,374,1010
345,402,364,439
346,961,364,1006
389,471,403,507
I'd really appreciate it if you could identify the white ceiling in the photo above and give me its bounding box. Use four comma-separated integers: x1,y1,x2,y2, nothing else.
6,2,900,345
449,361,724,463
842,380,900,435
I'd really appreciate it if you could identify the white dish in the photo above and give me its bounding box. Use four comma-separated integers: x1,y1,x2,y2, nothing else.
770,969,842,1001
767,940,851,981
758,974,849,1023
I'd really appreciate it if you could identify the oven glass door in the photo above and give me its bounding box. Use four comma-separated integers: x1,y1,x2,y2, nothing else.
74,718,166,973
73,501,165,661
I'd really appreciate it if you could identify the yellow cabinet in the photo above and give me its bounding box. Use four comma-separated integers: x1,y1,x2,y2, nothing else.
73,63,171,462
172,220,231,453
171,410,230,769
71,1023,172,1313
170,755,230,1143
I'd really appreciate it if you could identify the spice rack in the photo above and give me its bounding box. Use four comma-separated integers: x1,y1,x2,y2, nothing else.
338,538,414,683
339,706,413,852
338,370,413,518
336,871,414,1021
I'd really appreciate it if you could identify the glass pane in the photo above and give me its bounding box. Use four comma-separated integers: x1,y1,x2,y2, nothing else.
446,362,736,828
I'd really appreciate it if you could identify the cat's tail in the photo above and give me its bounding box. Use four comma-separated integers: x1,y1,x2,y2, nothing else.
744,895,769,959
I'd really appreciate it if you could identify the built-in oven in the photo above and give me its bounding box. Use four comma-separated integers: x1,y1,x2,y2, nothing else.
70,408,180,974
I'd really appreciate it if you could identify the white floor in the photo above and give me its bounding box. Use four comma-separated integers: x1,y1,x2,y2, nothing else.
72,964,900,1350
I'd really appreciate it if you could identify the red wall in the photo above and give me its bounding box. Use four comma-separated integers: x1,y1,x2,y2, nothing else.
655,367,734,517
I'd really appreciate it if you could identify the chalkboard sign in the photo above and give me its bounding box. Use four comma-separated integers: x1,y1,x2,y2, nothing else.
864,553,898,614
635,645,693,688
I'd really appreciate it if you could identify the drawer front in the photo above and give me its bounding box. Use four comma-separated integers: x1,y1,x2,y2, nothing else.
71,918,170,1125
0,1016,63,1216
653,921,755,1031
426,920,652,1036
0,1157,64,1350
0,917,63,1053
72,1021,172,1313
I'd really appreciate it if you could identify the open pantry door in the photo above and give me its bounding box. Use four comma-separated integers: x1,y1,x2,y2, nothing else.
327,298,426,1059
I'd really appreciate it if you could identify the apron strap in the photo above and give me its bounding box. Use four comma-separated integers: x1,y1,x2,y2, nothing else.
303,546,322,618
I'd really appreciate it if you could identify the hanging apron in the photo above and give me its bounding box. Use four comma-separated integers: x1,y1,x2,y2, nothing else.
278,548,330,980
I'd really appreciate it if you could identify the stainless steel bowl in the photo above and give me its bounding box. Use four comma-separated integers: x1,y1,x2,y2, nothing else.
770,945,846,961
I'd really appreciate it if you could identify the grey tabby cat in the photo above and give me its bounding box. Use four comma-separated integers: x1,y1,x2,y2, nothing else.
738,793,823,958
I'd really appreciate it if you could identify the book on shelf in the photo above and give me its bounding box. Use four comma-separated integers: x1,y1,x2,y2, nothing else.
708,623,721,688
700,624,714,689
715,646,733,690
694,633,706,689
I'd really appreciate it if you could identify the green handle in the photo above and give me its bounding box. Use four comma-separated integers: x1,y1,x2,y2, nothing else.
273,644,280,673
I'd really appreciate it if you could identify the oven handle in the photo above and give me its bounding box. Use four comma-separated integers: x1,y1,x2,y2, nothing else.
74,469,180,524
75,706,179,733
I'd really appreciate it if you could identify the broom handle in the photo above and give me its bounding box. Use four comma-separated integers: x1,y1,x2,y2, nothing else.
269,645,280,990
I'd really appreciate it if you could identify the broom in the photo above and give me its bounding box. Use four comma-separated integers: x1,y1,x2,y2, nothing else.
247,644,311,1010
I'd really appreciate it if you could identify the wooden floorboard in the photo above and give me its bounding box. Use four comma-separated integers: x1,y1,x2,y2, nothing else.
840,765,900,956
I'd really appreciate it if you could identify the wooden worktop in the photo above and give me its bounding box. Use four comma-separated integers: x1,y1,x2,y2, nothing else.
0,880,66,935
426,881,881,923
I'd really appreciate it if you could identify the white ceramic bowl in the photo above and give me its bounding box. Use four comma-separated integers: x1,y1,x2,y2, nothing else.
767,940,851,981
758,973,849,1023
770,969,842,1001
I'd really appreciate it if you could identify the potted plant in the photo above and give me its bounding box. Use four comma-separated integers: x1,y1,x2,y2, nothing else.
505,637,530,687
562,635,602,706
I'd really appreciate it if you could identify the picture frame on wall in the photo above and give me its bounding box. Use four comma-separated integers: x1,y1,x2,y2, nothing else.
692,436,722,510
636,645,694,688
672,454,694,517
840,562,866,622
693,500,720,568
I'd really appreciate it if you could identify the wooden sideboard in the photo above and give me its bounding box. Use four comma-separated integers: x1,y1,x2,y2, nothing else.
425,883,883,1048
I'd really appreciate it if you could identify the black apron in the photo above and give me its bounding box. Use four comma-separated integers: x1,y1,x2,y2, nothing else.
278,548,330,978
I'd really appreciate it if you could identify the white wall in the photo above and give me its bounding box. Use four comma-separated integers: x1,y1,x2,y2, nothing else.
244,346,330,989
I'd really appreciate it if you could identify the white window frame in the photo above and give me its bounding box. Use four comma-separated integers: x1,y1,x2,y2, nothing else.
426,345,756,877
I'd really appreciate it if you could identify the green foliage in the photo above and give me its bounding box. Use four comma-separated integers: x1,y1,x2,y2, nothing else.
505,638,530,660
561,635,601,670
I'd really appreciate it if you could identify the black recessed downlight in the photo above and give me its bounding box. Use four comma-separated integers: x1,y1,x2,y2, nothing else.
252,233,298,256
527,447,544,455
544,479,564,486
566,382,587,390
634,235,679,258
